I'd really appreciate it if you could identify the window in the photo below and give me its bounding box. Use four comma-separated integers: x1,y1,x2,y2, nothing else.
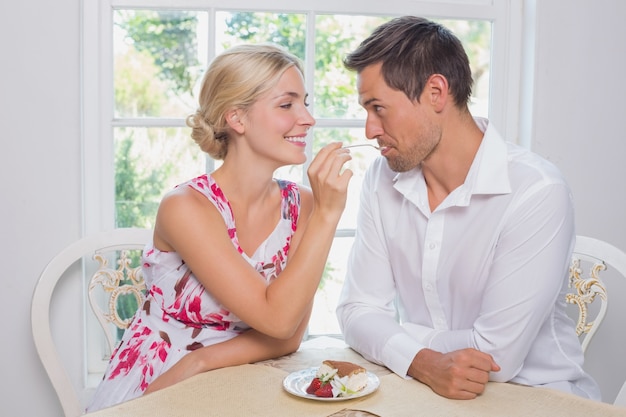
83,0,522,380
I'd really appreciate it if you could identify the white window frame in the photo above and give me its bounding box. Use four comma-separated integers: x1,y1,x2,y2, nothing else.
80,0,524,384
83,0,523,235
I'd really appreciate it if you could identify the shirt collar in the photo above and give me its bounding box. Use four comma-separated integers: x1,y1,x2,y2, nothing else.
469,118,511,196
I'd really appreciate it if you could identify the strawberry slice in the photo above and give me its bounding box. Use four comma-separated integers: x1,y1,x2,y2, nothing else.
314,382,334,398
306,377,322,394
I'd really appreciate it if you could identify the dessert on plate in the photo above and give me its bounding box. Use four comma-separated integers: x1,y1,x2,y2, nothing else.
305,360,368,398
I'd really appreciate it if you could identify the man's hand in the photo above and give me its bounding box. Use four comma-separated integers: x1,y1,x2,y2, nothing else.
408,348,501,400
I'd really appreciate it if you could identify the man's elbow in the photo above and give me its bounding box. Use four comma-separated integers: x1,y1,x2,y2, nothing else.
489,363,523,383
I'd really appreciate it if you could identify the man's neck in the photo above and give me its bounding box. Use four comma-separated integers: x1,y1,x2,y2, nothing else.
422,114,484,211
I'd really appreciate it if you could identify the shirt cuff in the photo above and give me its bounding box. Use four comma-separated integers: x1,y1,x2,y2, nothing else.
382,332,425,379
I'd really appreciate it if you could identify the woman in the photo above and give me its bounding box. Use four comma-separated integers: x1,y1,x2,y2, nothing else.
88,44,352,411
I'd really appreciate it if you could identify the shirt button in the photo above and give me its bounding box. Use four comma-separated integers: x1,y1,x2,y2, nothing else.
428,242,436,250
425,283,433,291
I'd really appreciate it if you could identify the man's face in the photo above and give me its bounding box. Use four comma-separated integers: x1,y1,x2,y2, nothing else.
357,62,441,172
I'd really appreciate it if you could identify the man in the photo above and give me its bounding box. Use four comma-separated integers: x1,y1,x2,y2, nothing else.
336,16,600,401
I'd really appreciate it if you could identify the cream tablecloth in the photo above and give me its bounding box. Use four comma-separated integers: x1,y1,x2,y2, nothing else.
84,337,626,417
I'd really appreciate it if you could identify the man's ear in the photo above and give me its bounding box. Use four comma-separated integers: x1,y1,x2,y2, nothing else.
226,109,245,134
426,74,449,113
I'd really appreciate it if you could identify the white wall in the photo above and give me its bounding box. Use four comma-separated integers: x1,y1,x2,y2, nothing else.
530,0,626,403
1,0,83,416
1,1,624,415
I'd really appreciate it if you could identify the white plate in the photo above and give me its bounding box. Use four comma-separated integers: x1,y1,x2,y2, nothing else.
282,367,380,402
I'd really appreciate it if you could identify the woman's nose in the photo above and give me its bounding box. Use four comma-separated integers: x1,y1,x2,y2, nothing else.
301,107,316,127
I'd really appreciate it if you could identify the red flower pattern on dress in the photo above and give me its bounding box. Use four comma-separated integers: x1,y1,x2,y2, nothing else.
138,336,170,391
108,320,152,380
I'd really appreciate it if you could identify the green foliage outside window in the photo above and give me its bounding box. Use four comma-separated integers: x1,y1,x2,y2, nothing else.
118,10,202,96
114,133,169,228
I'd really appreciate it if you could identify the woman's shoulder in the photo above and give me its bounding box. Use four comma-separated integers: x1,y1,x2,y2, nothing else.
177,174,213,193
275,179,313,204
153,177,229,250
280,180,312,224
172,174,233,206
275,178,298,191
159,181,211,215
159,174,228,216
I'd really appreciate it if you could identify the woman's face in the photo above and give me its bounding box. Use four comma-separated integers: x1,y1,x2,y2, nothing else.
240,66,315,166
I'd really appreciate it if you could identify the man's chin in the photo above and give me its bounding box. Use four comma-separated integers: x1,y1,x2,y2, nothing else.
385,158,415,173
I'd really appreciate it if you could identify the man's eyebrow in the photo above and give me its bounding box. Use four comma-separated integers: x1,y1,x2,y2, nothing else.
361,97,379,107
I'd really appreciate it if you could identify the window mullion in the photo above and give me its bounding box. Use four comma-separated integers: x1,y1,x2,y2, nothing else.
83,0,116,236
488,0,522,144
112,118,187,128
302,10,316,187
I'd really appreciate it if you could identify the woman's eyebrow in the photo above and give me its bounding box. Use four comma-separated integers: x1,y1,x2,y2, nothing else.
273,91,307,100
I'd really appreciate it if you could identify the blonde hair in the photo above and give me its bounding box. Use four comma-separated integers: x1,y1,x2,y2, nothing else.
186,44,304,160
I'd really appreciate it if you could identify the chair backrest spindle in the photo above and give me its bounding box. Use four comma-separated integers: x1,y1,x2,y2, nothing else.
87,248,147,354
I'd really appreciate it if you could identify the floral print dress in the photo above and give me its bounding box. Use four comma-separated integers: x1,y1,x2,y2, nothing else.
87,175,300,412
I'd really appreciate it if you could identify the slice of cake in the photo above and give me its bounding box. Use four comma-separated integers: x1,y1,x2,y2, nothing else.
305,360,368,398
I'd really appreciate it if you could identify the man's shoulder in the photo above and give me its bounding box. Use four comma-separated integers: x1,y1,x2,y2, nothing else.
506,142,569,188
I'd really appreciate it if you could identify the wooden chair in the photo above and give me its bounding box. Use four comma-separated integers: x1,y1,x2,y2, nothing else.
31,228,152,417
567,235,626,406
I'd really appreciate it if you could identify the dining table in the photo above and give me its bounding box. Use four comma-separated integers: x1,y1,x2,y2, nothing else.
84,336,626,417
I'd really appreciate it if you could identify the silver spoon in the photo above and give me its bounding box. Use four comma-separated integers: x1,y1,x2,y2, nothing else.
343,143,381,150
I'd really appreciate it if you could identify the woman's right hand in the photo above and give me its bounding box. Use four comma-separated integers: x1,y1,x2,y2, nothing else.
306,142,353,219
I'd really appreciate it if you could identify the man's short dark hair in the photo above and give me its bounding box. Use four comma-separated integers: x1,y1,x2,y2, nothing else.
344,16,473,108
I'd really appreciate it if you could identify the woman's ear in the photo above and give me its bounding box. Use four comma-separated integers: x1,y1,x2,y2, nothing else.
426,74,449,113
226,109,245,134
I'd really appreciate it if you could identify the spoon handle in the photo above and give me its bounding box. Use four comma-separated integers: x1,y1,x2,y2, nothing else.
343,143,380,150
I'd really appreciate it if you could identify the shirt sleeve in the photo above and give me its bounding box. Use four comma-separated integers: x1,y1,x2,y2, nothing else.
425,182,576,382
336,163,425,378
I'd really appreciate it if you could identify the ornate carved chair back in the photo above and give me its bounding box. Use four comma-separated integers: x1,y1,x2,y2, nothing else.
566,235,626,406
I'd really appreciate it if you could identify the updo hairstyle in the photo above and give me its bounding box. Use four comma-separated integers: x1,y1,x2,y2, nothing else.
186,44,304,160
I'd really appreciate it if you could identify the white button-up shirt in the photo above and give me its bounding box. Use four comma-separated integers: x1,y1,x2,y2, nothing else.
336,118,600,400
